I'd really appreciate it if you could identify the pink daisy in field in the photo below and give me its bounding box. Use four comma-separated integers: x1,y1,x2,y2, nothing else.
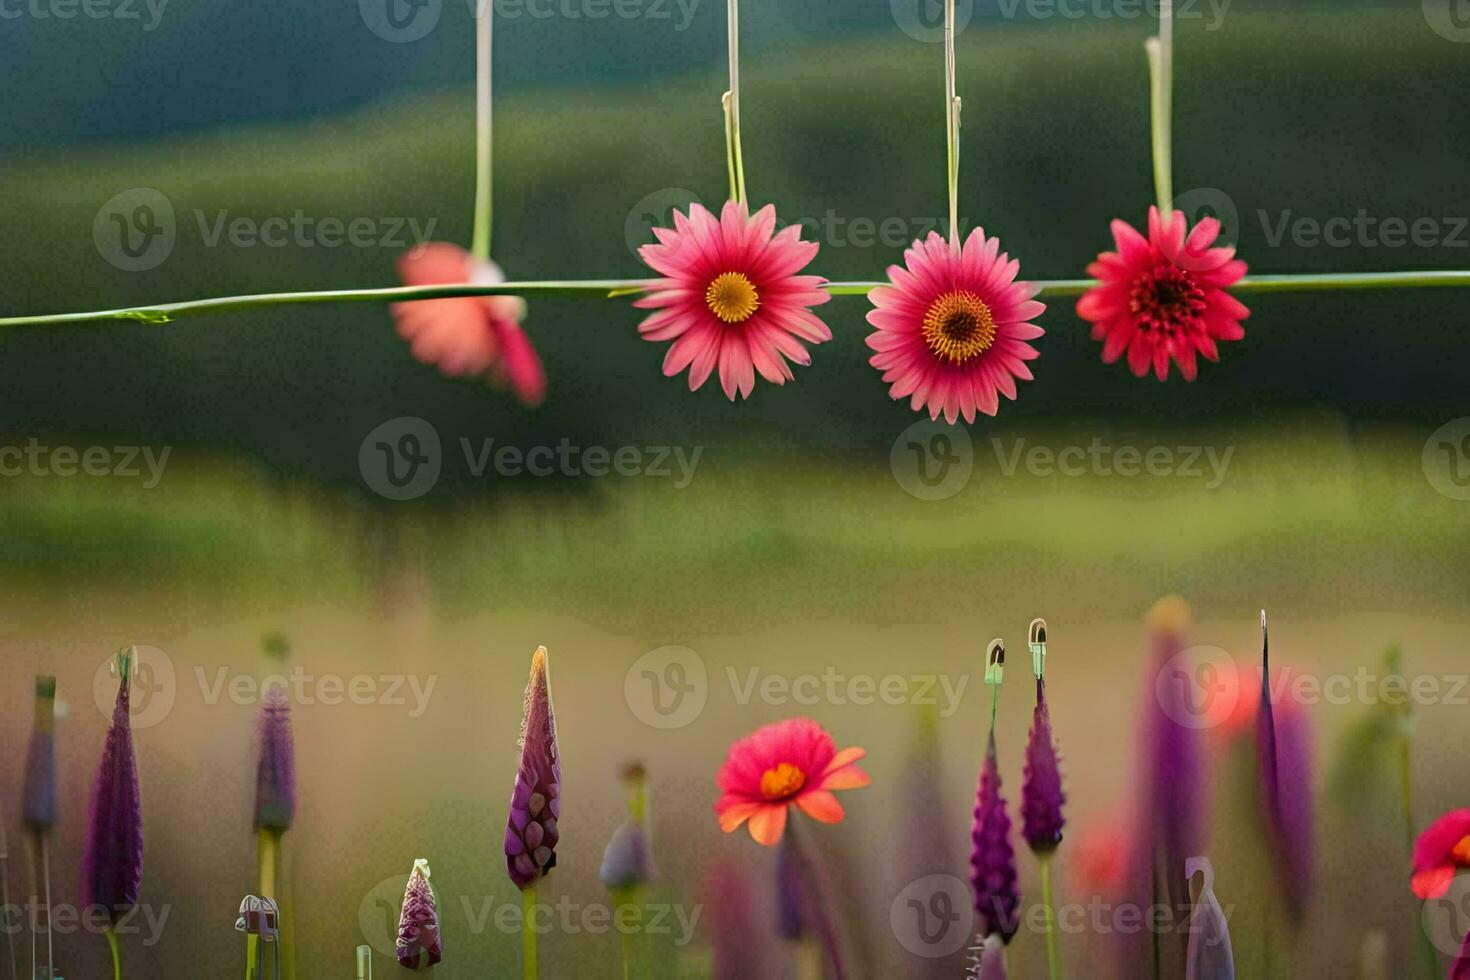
392,242,545,406
865,229,1044,424
715,718,870,846
1077,206,1249,382
635,200,831,401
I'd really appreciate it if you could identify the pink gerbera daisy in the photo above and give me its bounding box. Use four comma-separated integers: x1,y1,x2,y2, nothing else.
635,200,831,400
865,229,1045,423
1411,807,1470,900
1077,206,1249,382
392,242,546,406
714,718,870,846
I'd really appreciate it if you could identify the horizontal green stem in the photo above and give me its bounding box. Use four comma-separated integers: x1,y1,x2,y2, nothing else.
3,270,1470,328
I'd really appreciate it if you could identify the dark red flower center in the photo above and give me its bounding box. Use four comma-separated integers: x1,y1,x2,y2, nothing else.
1129,266,1206,336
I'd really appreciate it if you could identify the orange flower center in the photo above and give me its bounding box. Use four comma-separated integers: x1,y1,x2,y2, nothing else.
759,762,807,800
706,272,760,324
922,290,996,364
1453,835,1470,865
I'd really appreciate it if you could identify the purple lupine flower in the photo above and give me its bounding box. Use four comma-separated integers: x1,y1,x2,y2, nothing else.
505,646,560,889
396,858,442,969
254,685,296,832
970,734,1020,944
1256,612,1315,924
23,676,58,831
1184,857,1235,980
81,649,144,924
1021,679,1065,855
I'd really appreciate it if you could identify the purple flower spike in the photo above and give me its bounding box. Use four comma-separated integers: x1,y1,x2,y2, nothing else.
396,858,443,969
970,734,1020,944
254,685,296,832
81,649,144,924
1256,612,1315,924
505,646,560,889
23,675,58,831
1021,680,1065,855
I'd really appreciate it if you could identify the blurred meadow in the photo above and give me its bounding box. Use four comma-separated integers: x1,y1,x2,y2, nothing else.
2,1,1470,978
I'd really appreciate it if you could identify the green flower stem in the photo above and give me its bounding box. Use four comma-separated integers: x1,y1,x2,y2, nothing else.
522,884,538,980
105,927,121,980
471,0,493,261
1040,855,1063,980
1147,0,1174,214
4,271,1470,328
724,0,747,206
944,0,960,248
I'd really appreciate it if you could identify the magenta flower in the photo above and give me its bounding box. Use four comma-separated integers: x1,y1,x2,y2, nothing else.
634,200,832,400
970,734,1020,944
505,646,560,889
81,650,144,924
1077,206,1248,381
396,858,442,970
254,685,296,832
393,243,545,405
1021,679,1065,855
866,229,1045,423
1412,808,1470,900
23,675,58,832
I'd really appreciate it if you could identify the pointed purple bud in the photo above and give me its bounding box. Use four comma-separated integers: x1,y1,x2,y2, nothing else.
970,734,1020,944
254,685,296,832
23,676,58,831
1184,858,1235,980
1256,613,1315,924
396,858,442,969
1021,680,1065,855
505,646,560,889
81,649,144,924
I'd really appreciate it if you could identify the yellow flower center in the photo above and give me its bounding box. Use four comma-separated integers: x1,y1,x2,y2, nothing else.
922,290,997,364
706,272,760,324
759,762,807,800
1454,835,1470,865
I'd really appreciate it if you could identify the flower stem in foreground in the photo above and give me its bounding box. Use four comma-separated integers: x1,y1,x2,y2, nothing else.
1040,855,1062,980
786,821,847,980
523,884,538,980
1146,0,1174,214
105,927,122,980
471,0,493,260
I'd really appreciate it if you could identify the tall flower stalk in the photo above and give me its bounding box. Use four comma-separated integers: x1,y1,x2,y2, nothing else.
23,676,58,980
82,648,144,980
1022,620,1065,980
971,639,1020,965
505,647,560,980
249,683,296,980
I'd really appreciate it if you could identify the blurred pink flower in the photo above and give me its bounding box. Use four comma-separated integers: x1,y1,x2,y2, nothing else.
634,200,831,400
392,243,545,406
1412,808,1470,900
715,718,869,846
1077,206,1248,382
866,229,1044,423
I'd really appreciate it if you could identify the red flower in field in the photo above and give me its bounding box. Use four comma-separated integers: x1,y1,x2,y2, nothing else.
634,200,831,400
1077,206,1248,382
1412,808,1470,900
392,243,545,406
715,718,870,846
866,229,1044,423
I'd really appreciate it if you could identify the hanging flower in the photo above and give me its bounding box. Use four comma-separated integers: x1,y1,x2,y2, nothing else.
634,201,832,400
865,229,1044,423
254,685,296,833
396,858,443,969
1076,206,1248,382
82,650,144,924
1411,808,1470,900
393,243,545,406
970,734,1021,944
714,718,870,846
1021,679,1065,855
505,646,560,889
